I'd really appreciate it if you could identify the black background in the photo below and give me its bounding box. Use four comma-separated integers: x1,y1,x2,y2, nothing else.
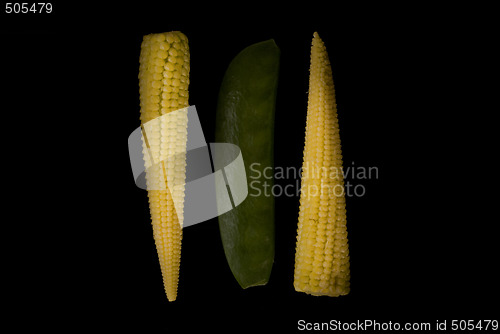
1,2,497,332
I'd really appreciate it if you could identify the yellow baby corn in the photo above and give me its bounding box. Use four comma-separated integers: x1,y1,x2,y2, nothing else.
294,32,350,297
139,31,190,302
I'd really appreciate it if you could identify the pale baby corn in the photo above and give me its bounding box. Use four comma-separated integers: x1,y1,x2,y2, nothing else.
294,32,350,296
139,31,190,302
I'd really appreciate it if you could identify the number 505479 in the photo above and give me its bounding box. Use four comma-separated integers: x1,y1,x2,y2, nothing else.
5,3,52,14
451,320,498,331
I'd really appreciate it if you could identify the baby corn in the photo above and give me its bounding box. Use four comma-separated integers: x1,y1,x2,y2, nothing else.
294,32,350,297
139,31,190,301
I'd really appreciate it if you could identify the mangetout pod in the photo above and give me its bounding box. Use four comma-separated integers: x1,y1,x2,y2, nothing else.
215,40,280,288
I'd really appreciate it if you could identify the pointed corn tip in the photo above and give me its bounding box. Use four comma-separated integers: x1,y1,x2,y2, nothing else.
311,32,325,49
313,31,323,42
